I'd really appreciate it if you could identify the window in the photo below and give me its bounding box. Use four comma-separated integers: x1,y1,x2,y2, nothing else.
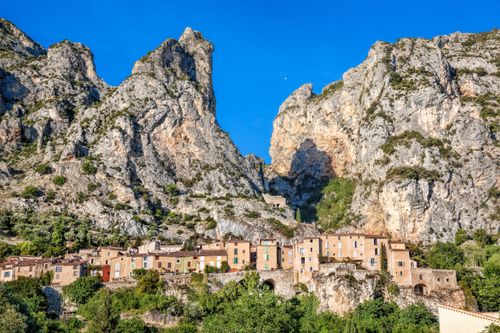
310,239,313,243
301,257,305,264
55,274,60,280
233,258,238,264
3,272,10,278
370,258,376,267
419,274,423,280
353,250,358,257
234,248,238,255
399,271,403,276
55,266,62,273
73,271,78,276
29,266,32,272
446,278,449,282
338,243,342,249
437,277,440,282
374,238,378,245
309,267,313,272
398,261,404,267
114,263,120,271
310,248,313,252
325,242,329,249
265,254,270,261
309,257,312,262
187,261,191,268
354,241,358,248
299,248,305,255
168,262,172,268
374,248,379,255
176,259,180,263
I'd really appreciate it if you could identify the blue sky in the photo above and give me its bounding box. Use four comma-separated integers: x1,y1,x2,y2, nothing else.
2,1,499,162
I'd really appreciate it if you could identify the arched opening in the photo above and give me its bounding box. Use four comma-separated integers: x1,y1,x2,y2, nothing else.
262,279,275,291
414,284,427,296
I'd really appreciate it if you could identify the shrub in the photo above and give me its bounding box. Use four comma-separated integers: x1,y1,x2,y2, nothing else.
386,166,441,182
266,217,295,238
243,210,261,219
21,186,41,199
35,163,52,175
52,175,67,186
81,160,98,175
163,184,179,196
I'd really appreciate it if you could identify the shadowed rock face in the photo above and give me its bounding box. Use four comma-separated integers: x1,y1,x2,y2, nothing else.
270,30,500,243
0,19,273,238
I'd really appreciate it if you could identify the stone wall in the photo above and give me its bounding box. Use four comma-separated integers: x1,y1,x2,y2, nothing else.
208,269,296,298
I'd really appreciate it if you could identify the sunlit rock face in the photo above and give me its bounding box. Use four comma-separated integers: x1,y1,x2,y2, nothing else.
270,30,499,243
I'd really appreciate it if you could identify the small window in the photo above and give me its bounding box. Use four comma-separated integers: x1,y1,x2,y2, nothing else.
158,262,162,268
419,274,423,280
398,261,404,267
234,258,238,264
374,248,379,255
3,272,10,277
55,274,60,280
187,261,191,268
446,278,449,282
234,248,238,255
55,266,62,273
310,248,313,252
437,277,440,282
168,262,172,268
73,271,78,276
399,271,403,276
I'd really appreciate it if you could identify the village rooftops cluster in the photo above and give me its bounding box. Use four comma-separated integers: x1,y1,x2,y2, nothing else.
0,233,459,294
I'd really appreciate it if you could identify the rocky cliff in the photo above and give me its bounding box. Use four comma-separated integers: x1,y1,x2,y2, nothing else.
0,18,316,241
270,30,500,243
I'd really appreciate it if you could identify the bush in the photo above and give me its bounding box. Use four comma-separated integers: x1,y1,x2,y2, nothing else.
35,163,52,175
52,175,67,186
243,210,260,219
81,160,98,175
164,184,179,196
21,186,42,199
266,217,295,238
386,166,441,182
62,276,103,305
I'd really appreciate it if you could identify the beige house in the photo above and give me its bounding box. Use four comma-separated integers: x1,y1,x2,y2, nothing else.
256,239,279,270
280,245,294,270
226,240,251,271
293,237,321,284
438,305,500,333
51,259,86,286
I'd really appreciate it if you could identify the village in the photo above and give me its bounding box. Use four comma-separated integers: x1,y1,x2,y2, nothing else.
0,232,458,297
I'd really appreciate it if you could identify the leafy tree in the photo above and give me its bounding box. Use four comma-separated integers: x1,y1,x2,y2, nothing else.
427,242,464,269
84,289,119,333
114,317,154,333
62,276,103,305
133,269,163,294
473,229,494,246
0,303,28,333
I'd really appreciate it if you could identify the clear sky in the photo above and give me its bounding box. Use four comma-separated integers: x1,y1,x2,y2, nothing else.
2,0,499,162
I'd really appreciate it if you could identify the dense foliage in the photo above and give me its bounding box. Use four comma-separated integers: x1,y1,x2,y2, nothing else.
412,229,500,312
0,209,134,259
316,177,356,231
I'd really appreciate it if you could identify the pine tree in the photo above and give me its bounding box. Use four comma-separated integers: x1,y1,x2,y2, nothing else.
295,208,302,222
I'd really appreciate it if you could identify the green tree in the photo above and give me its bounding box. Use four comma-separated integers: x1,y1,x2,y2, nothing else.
133,269,163,294
0,303,28,333
62,276,103,305
86,289,119,333
114,317,153,333
473,229,494,246
295,208,302,222
427,242,464,269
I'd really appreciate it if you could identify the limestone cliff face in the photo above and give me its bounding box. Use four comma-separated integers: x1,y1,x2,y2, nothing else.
0,19,309,241
270,30,500,243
